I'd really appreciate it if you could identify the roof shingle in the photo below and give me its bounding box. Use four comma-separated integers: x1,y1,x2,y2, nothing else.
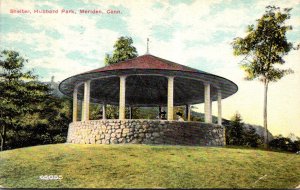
85,54,202,74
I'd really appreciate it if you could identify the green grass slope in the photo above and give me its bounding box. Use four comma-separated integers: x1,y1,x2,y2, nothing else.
0,144,299,188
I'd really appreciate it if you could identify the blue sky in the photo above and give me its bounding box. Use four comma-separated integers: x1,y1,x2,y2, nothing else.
1,0,300,136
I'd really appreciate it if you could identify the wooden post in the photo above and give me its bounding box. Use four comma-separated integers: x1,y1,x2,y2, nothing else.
73,86,78,122
102,104,106,120
204,83,212,123
186,104,191,121
167,76,174,120
129,106,133,119
82,80,91,121
218,89,222,125
119,76,127,120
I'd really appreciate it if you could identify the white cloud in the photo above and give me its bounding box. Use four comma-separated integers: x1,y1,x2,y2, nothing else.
1,0,122,81
254,0,300,10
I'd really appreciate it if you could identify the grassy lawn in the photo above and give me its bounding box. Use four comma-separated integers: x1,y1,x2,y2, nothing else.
0,144,299,188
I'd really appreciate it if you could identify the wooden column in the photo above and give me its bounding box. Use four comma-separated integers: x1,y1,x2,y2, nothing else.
129,106,133,119
167,76,174,120
102,104,106,120
186,104,191,121
82,80,91,121
185,104,189,120
72,86,78,122
217,89,222,125
204,83,212,123
119,76,127,120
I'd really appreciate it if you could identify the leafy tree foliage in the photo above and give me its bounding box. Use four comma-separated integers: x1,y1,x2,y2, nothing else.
90,104,140,120
243,126,263,147
0,50,71,150
232,6,298,146
226,113,263,147
0,50,48,150
269,135,300,152
102,36,139,118
126,107,140,119
104,36,138,65
90,103,102,120
226,113,245,146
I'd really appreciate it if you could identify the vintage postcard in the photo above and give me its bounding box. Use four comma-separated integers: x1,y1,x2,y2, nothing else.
0,0,299,189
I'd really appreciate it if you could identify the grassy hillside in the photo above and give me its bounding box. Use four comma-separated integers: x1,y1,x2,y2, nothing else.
0,144,299,188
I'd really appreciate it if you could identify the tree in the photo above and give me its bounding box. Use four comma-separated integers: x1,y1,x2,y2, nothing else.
35,95,71,145
226,113,245,146
6,95,71,149
243,126,263,147
0,50,72,150
103,36,139,118
225,113,263,147
0,50,49,151
104,36,138,65
232,6,299,147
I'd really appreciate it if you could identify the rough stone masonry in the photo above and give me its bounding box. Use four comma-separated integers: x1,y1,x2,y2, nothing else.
67,120,225,146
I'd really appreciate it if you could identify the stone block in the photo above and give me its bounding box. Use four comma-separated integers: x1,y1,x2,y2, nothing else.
105,134,111,139
152,132,160,137
111,138,118,144
123,128,129,133
95,135,101,140
115,129,122,133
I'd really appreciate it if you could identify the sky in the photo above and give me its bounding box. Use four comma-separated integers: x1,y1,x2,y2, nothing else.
1,0,300,137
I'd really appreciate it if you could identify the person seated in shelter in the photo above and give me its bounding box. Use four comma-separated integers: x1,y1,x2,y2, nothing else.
176,112,184,121
156,113,160,119
160,111,167,120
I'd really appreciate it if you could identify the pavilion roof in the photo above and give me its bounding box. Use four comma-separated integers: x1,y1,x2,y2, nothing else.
59,54,238,106
85,54,205,74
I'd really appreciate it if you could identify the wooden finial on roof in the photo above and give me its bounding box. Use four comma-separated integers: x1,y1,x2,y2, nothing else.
146,38,150,54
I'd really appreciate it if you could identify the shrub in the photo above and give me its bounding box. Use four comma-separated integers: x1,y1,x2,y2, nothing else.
226,113,263,147
226,113,244,145
243,126,263,147
53,135,67,143
269,136,300,152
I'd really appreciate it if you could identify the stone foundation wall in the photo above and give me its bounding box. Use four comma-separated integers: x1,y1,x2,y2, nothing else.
67,120,225,146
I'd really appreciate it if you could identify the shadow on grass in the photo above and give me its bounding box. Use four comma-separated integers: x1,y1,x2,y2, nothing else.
224,145,296,155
